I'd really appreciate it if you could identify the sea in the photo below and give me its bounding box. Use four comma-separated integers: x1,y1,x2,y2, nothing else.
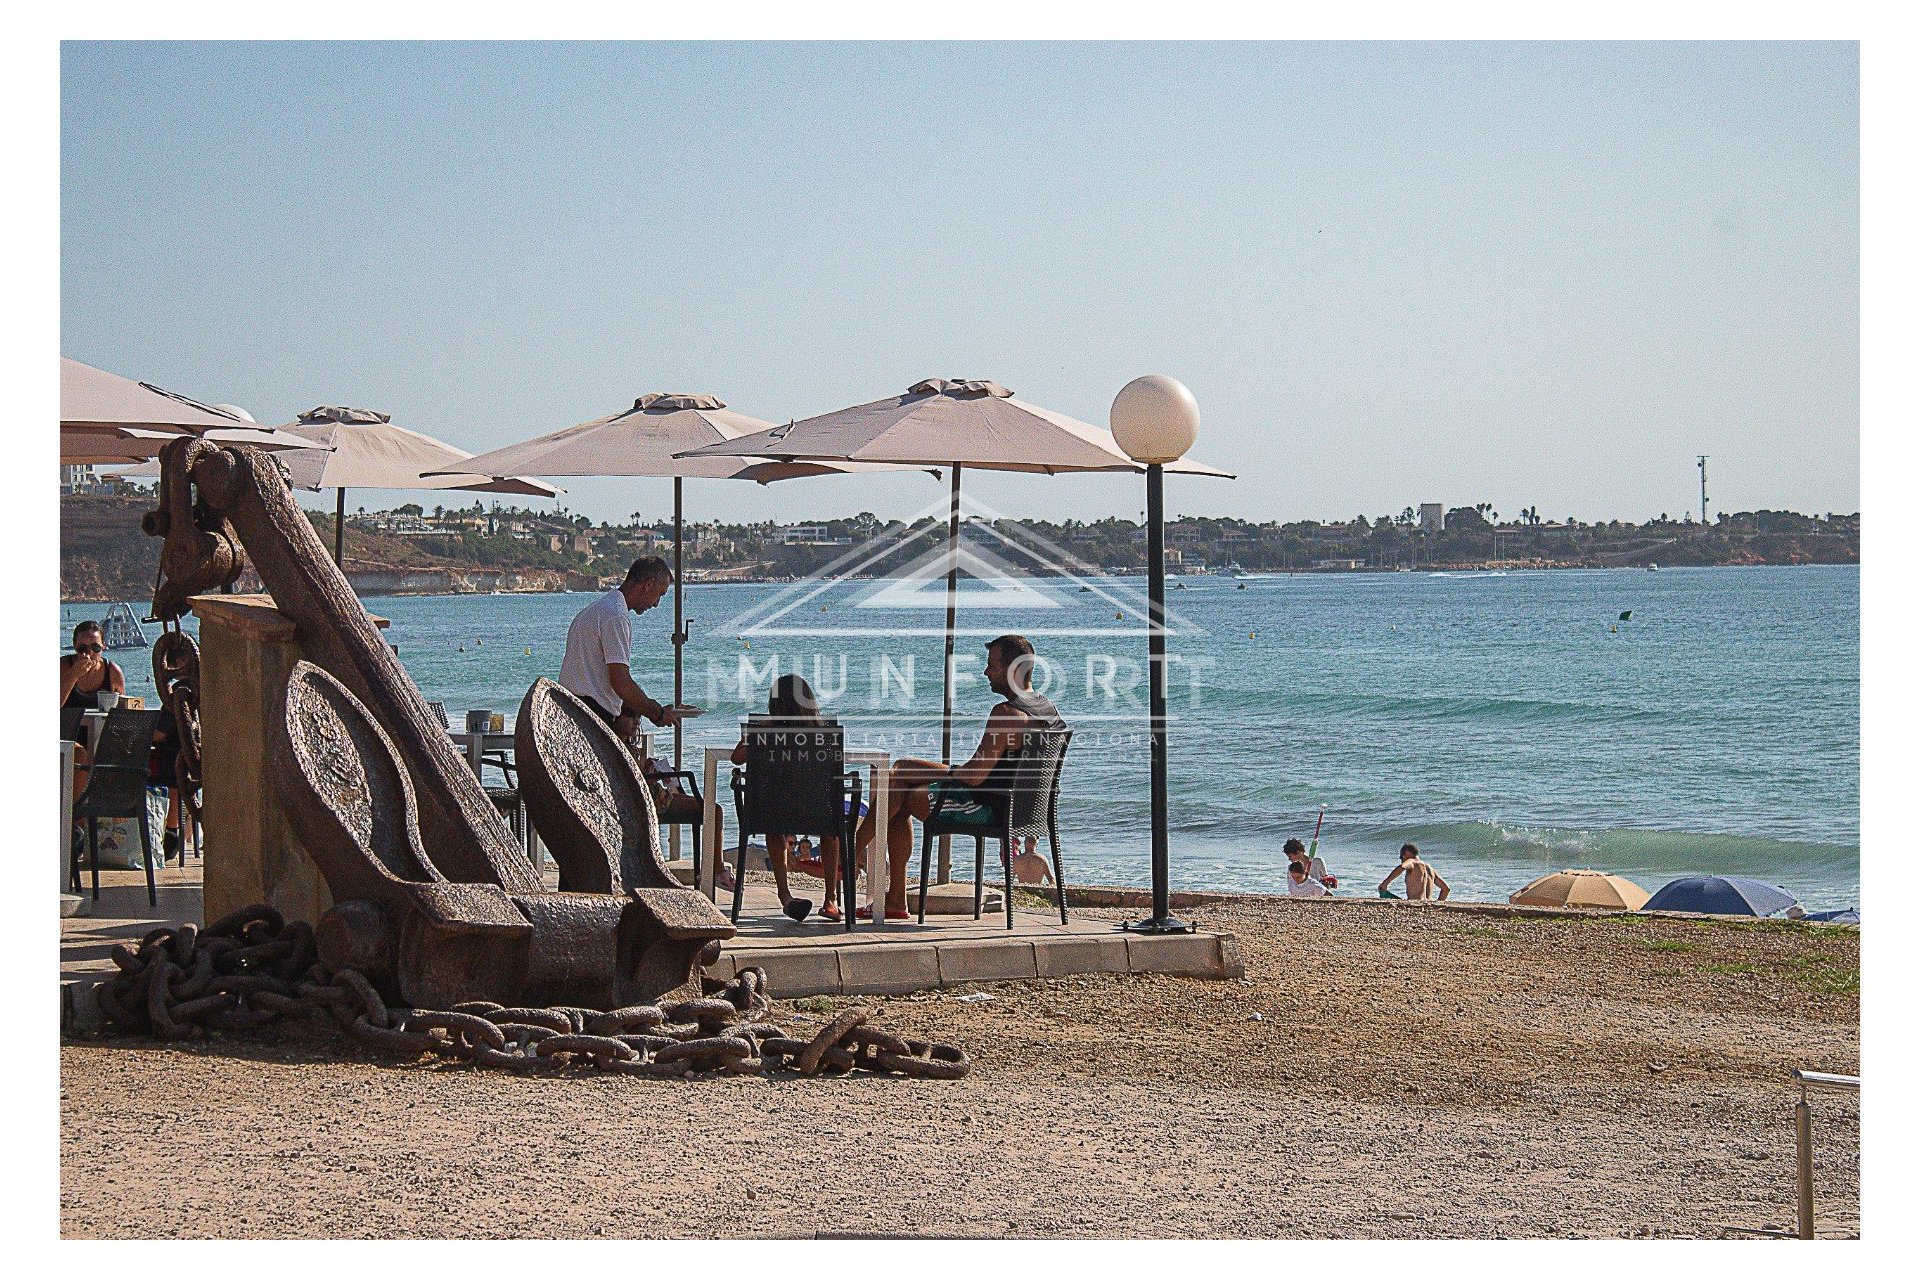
63,564,1861,911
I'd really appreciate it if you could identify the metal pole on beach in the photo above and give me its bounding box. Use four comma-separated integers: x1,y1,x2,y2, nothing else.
333,487,347,567
937,464,962,883
673,477,685,787
1112,376,1199,936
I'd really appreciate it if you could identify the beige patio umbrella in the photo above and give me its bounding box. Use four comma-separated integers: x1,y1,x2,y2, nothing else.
429,391,939,784
280,407,564,564
677,377,1234,802
1510,869,1651,911
60,357,313,460
119,405,566,564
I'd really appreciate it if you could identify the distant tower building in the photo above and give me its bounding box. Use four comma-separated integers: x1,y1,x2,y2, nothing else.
1418,503,1445,533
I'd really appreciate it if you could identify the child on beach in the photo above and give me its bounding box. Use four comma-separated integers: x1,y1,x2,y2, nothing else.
1287,860,1331,897
1284,836,1336,891
1378,843,1450,901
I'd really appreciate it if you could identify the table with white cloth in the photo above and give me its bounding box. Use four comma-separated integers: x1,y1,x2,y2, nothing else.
698,745,893,927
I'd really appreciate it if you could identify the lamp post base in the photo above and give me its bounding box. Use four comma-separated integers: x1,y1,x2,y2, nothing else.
1123,915,1196,935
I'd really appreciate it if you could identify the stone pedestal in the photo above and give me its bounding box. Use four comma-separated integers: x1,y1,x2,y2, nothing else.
189,594,388,927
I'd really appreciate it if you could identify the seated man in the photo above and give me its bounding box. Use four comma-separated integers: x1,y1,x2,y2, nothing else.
852,633,1065,920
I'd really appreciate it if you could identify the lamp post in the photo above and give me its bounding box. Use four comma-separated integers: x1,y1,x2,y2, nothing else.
1112,375,1199,935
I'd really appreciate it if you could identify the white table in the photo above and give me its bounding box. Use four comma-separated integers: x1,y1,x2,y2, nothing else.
451,727,653,777
698,745,893,928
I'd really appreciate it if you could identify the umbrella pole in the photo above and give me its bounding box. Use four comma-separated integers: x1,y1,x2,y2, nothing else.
333,488,347,568
938,464,962,884
673,477,685,857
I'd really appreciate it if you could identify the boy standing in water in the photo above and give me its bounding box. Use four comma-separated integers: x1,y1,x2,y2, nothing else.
1379,843,1450,900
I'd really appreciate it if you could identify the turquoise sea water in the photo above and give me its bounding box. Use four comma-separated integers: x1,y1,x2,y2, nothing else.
64,564,1860,910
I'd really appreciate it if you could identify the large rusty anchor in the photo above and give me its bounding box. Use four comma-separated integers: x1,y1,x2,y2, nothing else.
149,438,733,1009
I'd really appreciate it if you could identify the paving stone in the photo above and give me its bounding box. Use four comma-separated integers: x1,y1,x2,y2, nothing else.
1124,931,1239,979
1032,933,1131,978
726,945,843,998
936,939,1038,986
839,943,941,996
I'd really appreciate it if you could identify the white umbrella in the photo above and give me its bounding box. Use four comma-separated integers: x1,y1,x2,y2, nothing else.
431,391,939,786
60,358,313,460
117,407,564,563
678,377,1233,799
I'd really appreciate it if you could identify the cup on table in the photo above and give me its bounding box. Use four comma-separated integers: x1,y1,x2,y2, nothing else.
95,690,121,711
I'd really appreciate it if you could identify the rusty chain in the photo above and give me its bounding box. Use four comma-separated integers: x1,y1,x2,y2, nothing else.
92,903,970,1080
151,627,204,831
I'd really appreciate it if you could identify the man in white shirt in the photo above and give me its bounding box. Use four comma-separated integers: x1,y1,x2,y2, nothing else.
1283,836,1335,891
559,557,697,822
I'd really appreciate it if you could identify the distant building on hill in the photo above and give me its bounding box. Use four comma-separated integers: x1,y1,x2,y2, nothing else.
1418,503,1445,533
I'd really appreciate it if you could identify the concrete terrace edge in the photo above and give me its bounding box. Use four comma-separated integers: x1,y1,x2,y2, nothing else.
708,929,1244,999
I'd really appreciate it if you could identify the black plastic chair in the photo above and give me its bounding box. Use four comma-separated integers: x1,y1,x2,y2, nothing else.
430,701,533,861
729,717,862,930
919,728,1072,929
60,706,87,743
648,764,705,887
72,707,163,906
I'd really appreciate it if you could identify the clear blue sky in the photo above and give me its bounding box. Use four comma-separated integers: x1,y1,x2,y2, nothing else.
61,41,1858,527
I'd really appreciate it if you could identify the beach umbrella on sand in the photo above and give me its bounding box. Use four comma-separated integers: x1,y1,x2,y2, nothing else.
426,391,938,785
1641,875,1798,917
119,406,564,565
676,377,1234,843
1509,869,1651,911
61,357,314,461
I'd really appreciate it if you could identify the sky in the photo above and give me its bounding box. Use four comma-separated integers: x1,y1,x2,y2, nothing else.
60,41,1859,527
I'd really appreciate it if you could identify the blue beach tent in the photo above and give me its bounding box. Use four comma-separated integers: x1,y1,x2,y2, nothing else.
1641,875,1798,917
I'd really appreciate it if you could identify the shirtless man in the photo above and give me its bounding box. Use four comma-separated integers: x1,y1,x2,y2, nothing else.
851,634,1065,919
1379,842,1449,900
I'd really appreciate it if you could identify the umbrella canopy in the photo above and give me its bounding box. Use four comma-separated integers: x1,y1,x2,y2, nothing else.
277,407,562,497
1510,869,1651,910
431,392,803,481
62,357,259,433
61,358,315,461
676,378,1233,476
1641,875,1798,917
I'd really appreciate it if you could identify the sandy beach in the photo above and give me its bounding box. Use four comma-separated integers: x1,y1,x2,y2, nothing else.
60,897,1859,1239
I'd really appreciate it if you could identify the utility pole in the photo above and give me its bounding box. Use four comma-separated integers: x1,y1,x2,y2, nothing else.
1697,455,1710,528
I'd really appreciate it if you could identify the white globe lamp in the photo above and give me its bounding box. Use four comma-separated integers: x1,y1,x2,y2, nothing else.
209,404,256,423
1110,375,1198,465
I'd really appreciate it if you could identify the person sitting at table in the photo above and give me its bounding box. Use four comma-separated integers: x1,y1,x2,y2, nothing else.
850,633,1066,920
61,621,125,802
729,674,845,922
557,556,723,882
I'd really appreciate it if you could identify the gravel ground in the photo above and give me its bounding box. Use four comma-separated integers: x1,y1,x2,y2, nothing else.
60,899,1859,1239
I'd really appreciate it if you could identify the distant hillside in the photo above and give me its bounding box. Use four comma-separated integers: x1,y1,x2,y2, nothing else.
61,494,603,603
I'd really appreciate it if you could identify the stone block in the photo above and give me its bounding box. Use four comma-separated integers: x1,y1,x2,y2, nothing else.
729,946,844,998
1124,930,1240,980
935,939,1038,986
1031,932,1131,978
838,942,940,996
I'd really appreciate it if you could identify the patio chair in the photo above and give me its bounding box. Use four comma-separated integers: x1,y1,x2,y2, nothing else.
60,706,87,743
729,717,862,930
430,700,532,860
918,728,1072,929
648,762,706,888
72,707,164,907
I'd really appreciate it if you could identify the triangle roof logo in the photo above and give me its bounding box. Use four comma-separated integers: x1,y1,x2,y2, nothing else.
717,492,1206,641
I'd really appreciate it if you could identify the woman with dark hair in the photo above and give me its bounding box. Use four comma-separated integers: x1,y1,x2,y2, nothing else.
730,674,850,921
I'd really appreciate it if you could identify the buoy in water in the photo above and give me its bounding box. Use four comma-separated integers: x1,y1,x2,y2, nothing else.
475,639,482,647
1116,611,1124,620
1249,631,1256,639
1609,625,1618,634
523,646,531,656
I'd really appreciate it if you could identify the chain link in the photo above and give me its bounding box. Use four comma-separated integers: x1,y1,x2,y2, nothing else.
90,902,971,1081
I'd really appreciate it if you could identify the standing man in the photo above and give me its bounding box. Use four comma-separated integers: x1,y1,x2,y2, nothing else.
559,557,704,829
